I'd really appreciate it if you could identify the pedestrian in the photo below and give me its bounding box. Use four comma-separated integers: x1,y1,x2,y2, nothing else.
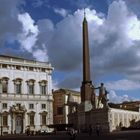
70,128,76,140
26,128,30,136
88,125,92,136
95,124,100,136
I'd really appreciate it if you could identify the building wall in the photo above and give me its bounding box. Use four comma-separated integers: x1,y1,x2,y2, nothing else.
0,55,53,135
53,89,80,125
109,108,140,132
69,107,140,132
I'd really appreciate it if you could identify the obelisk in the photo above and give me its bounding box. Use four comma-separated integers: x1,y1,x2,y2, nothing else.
80,12,95,111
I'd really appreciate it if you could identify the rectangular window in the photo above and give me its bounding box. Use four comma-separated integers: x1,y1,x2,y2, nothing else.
28,85,34,94
2,103,7,109
2,81,8,93
41,104,46,109
41,85,46,95
2,64,7,68
3,115,8,126
29,104,34,109
30,115,34,126
29,67,34,71
16,84,21,94
41,68,45,72
57,107,63,115
42,115,46,125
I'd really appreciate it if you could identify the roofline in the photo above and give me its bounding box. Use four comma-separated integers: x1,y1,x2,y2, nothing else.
0,54,50,64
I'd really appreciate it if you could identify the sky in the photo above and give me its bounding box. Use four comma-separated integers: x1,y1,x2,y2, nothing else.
0,0,140,103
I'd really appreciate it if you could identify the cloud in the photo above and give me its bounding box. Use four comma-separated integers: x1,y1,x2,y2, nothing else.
106,79,140,91
47,8,104,72
108,90,134,103
17,12,49,62
68,0,93,9
124,0,140,17
31,0,48,8
57,74,81,89
0,0,50,62
18,13,39,52
45,1,140,89
54,8,69,17
0,0,24,45
1,0,140,94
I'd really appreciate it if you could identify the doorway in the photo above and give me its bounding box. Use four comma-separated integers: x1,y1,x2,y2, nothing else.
15,115,23,134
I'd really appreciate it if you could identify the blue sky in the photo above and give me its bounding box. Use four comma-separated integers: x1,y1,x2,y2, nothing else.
1,0,140,103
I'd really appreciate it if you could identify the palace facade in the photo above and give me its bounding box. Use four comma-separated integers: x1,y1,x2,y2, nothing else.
0,55,53,135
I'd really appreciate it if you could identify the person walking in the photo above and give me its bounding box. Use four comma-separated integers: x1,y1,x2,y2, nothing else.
70,128,76,140
95,124,100,136
88,125,92,136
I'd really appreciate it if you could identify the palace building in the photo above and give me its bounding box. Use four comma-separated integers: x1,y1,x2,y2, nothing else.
0,55,53,135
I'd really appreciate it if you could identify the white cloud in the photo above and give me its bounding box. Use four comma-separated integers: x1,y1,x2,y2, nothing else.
127,15,140,40
54,8,69,17
106,79,140,91
108,90,135,103
42,1,140,89
17,13,49,62
18,13,39,52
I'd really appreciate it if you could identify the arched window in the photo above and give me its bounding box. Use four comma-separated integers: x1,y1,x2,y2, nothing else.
39,80,47,95
13,78,22,94
26,79,35,95
0,77,9,94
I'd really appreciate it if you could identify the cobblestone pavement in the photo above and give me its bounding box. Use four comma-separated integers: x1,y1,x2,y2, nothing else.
0,130,140,140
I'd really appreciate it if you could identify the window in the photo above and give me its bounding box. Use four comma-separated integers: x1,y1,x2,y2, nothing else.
27,79,35,94
13,78,22,94
42,114,46,125
41,85,46,95
16,66,21,70
28,85,34,94
29,67,33,71
2,64,7,68
41,68,46,72
30,114,34,126
41,104,46,109
0,77,9,93
2,103,7,109
3,115,8,126
16,84,21,94
39,80,47,95
57,107,63,115
29,104,34,109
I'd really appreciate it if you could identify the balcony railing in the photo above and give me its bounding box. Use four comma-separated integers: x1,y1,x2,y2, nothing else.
0,93,53,101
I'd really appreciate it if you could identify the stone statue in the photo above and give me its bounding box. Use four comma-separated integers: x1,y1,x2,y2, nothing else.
95,83,109,108
101,90,109,108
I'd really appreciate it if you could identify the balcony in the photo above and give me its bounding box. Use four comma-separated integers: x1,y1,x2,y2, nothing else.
0,93,53,101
